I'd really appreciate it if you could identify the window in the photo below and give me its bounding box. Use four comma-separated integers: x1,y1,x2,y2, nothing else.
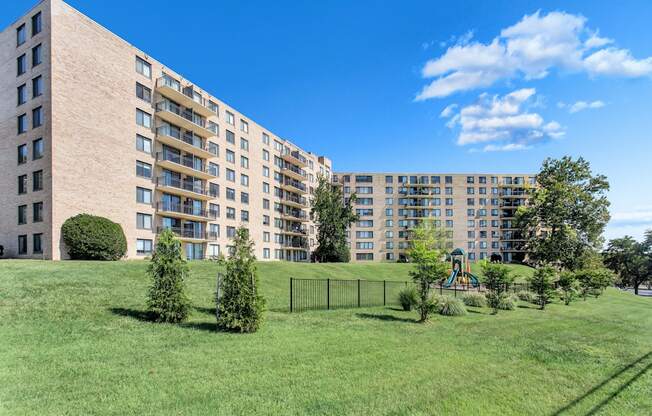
226,130,235,144
32,44,42,67
209,224,220,238
226,111,234,125
137,239,153,255
356,242,374,250
18,175,27,194
241,174,249,187
18,205,27,225
17,24,26,46
136,109,151,128
227,226,236,238
262,166,270,178
226,207,236,219
32,76,43,98
385,208,393,216
137,213,152,230
240,138,249,151
226,168,235,182
17,113,27,134
135,56,151,78
209,142,219,156
356,231,374,238
226,149,235,163
18,144,27,164
208,244,220,257
209,162,219,177
136,160,152,178
263,149,270,161
136,135,151,153
136,83,151,102
208,121,219,136
355,186,373,194
33,233,42,254
208,100,219,114
18,235,27,255
241,210,249,222
17,84,27,105
263,182,270,193
226,188,235,200
136,187,152,204
240,119,249,133
32,170,43,191
17,54,27,76
356,253,374,261
263,248,270,259
241,156,249,169
32,12,42,36
33,202,43,222
385,175,393,183
32,106,43,128
262,132,270,145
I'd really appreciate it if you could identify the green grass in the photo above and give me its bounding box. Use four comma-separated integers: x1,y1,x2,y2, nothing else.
1,260,650,415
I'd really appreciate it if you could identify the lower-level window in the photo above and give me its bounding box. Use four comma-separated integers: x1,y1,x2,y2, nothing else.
18,235,27,254
356,253,374,261
33,233,42,254
136,239,152,255
385,253,394,261
208,244,220,257
263,248,270,259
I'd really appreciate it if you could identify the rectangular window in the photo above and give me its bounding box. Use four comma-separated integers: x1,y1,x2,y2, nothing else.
241,174,249,187
33,202,43,222
32,106,43,128
137,239,153,255
240,119,249,133
263,149,270,161
263,248,270,259
241,156,249,169
137,213,152,230
17,54,26,76
226,130,235,144
136,109,152,128
226,168,235,182
226,111,234,125
32,76,43,98
18,175,27,194
17,24,26,46
226,188,235,200
136,83,151,102
136,160,152,178
31,12,42,36
226,207,236,219
18,144,27,164
241,210,249,222
32,170,43,191
263,182,270,194
226,149,235,163
356,253,374,261
227,226,236,238
136,135,151,153
135,56,151,78
262,132,270,145
18,235,27,255
136,187,152,204
32,44,42,67
240,138,249,151
32,233,42,254
208,100,219,114
17,84,27,105
18,114,27,134
18,205,27,225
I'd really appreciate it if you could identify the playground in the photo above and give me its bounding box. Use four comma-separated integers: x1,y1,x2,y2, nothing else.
443,248,481,288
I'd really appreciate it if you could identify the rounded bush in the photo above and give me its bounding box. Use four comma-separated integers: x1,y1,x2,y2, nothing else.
61,214,127,260
517,290,537,303
398,286,419,311
497,294,517,311
437,296,467,316
462,292,487,307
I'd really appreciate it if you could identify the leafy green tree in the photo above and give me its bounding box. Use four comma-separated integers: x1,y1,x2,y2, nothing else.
528,266,556,310
557,271,579,305
480,262,514,314
216,227,265,332
407,221,450,322
61,214,127,260
311,175,358,262
517,157,610,271
146,229,190,323
574,268,614,299
603,236,649,295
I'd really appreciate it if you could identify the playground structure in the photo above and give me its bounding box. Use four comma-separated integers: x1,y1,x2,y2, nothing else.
443,248,480,288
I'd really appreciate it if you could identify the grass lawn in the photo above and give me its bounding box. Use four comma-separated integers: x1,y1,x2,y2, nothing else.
1,260,650,415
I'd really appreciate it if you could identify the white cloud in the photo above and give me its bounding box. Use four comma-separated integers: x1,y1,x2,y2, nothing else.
568,100,606,113
440,103,458,118
605,206,652,241
446,88,563,149
416,10,652,100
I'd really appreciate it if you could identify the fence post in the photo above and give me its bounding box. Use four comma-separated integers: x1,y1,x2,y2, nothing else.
327,278,330,310
454,283,457,298
357,279,361,308
383,280,386,306
290,277,293,313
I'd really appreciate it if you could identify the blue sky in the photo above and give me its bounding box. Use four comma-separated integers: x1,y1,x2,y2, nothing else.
5,0,652,241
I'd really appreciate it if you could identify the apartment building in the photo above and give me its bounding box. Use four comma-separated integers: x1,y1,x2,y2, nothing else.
0,0,332,261
333,173,535,263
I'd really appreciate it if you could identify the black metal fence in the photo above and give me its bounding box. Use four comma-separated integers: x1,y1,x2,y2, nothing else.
289,278,536,312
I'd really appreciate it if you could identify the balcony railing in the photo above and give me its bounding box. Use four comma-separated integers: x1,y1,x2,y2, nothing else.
276,208,308,221
157,201,217,220
280,238,308,249
156,176,217,198
157,226,218,241
282,163,307,179
283,178,307,192
157,124,213,153
156,100,207,128
156,152,212,176
284,225,308,235
282,150,308,166
281,193,307,206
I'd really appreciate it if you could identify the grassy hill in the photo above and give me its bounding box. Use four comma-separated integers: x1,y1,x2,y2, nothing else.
1,260,650,415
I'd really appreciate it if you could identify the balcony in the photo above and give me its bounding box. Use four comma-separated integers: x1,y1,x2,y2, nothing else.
281,150,308,167
277,208,309,222
280,238,309,250
280,178,307,194
156,124,215,159
157,226,218,242
281,164,307,181
155,100,215,138
156,152,216,180
156,176,216,201
280,193,308,208
156,201,217,222
281,225,308,236
156,76,214,118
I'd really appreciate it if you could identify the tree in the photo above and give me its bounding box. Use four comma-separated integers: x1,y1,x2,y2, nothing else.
603,236,649,295
216,227,265,332
146,229,190,323
407,221,450,322
557,271,579,305
61,214,127,260
528,266,556,310
575,268,614,300
517,157,610,271
480,262,514,314
311,175,358,262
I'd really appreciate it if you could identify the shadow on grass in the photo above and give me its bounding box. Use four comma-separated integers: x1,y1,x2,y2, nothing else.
109,307,154,322
110,307,225,333
386,307,407,312
466,309,489,315
550,351,652,416
193,306,215,315
517,304,539,309
356,313,417,323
